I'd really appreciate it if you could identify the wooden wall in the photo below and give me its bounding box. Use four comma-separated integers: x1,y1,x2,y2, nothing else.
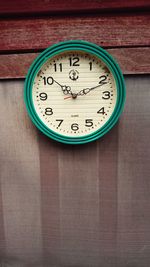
0,1,150,266
0,0,150,79
0,77,150,267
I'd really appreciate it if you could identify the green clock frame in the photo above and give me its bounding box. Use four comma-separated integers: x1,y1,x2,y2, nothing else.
24,40,126,144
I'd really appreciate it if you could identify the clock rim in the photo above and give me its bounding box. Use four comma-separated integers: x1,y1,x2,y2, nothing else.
24,40,126,144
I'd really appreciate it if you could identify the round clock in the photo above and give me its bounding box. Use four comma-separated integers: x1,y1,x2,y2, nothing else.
24,40,126,144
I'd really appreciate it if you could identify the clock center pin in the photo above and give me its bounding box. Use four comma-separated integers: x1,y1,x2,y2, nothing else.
72,93,77,99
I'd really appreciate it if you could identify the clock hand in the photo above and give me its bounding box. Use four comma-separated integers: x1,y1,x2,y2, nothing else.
77,84,104,96
64,88,90,99
64,94,77,100
64,84,105,99
53,78,73,95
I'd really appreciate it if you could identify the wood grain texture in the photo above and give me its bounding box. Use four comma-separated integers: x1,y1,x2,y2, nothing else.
0,0,150,16
38,127,118,267
0,77,150,266
116,76,150,267
0,81,43,265
0,185,5,260
109,47,150,75
96,127,119,266
1,47,150,79
57,142,101,266
39,135,61,265
0,13,150,53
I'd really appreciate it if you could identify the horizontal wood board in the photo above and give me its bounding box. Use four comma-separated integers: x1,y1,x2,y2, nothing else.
0,0,150,16
0,13,150,53
1,47,150,79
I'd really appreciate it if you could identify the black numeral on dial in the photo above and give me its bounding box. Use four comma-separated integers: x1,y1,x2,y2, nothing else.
85,119,93,127
69,57,80,66
99,75,107,85
89,62,92,71
97,107,105,114
102,91,111,99
54,63,62,72
39,92,48,101
71,123,79,131
43,76,54,85
56,119,63,128
45,108,53,115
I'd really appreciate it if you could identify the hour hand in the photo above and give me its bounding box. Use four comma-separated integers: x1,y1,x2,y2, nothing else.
53,78,72,95
61,85,72,95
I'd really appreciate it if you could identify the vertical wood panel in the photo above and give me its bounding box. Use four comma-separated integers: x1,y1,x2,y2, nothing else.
117,76,150,267
39,129,119,266
0,81,42,265
0,185,5,261
39,135,61,266
97,127,118,266
58,143,100,266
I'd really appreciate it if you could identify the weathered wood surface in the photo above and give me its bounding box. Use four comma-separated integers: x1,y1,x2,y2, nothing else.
0,81,42,263
1,47,150,79
0,13,150,53
0,0,150,16
0,77,150,266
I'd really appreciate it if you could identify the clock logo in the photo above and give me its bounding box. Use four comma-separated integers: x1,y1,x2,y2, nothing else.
69,69,79,81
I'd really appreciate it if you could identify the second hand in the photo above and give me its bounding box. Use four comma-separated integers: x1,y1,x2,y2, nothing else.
64,94,77,100
64,96,72,100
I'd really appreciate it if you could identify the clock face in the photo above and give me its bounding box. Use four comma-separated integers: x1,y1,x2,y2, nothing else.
24,41,125,144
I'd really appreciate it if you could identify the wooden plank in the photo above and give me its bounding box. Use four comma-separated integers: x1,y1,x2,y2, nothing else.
57,142,101,266
0,188,5,259
0,0,150,16
97,126,119,266
0,14,150,53
0,81,43,262
0,47,150,79
39,134,61,262
109,47,150,75
48,129,118,266
0,53,38,79
117,76,150,266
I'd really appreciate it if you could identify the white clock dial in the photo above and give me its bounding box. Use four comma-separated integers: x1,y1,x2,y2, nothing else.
32,51,117,137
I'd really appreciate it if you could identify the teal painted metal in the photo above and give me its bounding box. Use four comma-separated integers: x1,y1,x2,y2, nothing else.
24,40,126,144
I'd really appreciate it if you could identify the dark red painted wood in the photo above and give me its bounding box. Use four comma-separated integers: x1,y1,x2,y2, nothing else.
0,47,150,79
0,0,150,16
0,14,150,53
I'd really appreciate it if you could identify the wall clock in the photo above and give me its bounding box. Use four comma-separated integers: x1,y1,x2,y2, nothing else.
24,40,126,144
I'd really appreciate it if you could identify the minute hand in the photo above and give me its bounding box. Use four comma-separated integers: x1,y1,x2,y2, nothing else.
77,83,104,96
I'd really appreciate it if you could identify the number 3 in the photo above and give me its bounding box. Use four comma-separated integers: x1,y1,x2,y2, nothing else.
102,91,111,99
